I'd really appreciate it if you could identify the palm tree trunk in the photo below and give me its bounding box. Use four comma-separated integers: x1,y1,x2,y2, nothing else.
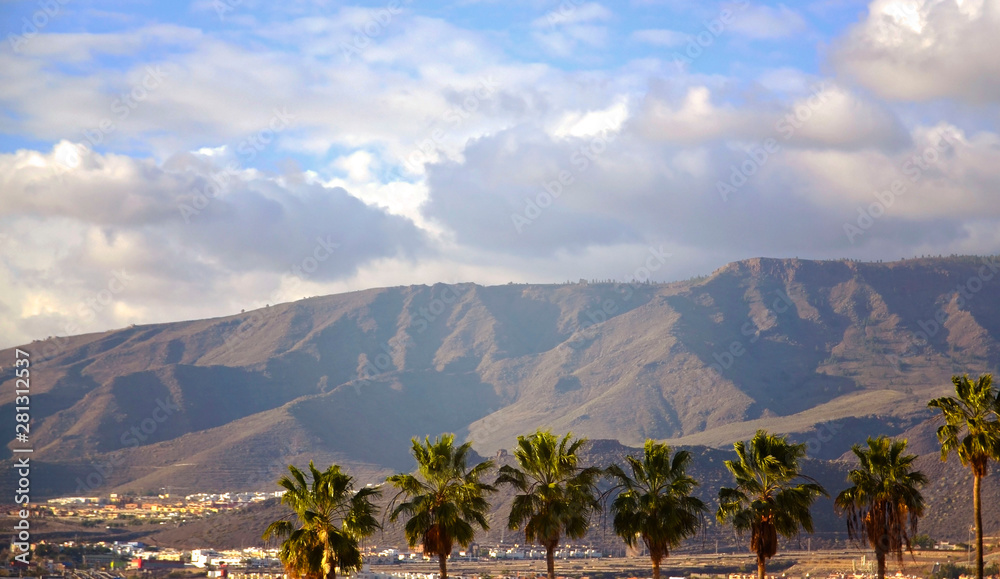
322,543,335,579
651,556,661,579
876,549,886,579
321,531,335,579
975,473,984,579
438,554,448,579
546,544,556,579
757,553,766,579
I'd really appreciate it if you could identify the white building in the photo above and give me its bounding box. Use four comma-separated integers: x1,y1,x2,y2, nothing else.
191,549,222,567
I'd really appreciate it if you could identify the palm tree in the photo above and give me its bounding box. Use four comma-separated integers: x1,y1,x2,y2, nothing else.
834,436,927,579
495,430,602,579
386,434,496,579
717,430,827,579
606,440,706,579
928,373,1000,579
262,462,381,579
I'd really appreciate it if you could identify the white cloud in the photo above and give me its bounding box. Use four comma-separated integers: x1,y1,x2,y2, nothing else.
728,3,808,39
636,86,768,143
833,0,1000,102
778,124,999,222
531,2,613,27
634,83,909,150
756,67,813,93
631,28,690,46
10,25,203,62
533,24,609,56
0,143,427,347
778,84,911,149
0,17,513,163
2,1,999,349
529,2,612,56
420,106,1000,262
549,97,630,139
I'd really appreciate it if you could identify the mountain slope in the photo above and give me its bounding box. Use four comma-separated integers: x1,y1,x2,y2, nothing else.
2,256,998,504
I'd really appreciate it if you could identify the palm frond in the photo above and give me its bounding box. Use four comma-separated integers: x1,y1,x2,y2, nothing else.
608,440,706,566
716,430,826,570
497,430,602,555
386,433,497,560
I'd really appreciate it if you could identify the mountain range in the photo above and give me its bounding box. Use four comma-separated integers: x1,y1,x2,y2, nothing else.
3,255,1000,541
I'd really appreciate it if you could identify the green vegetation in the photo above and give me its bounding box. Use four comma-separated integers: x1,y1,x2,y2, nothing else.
716,430,828,579
32,544,120,565
932,562,971,579
387,434,496,579
496,430,602,579
262,462,381,579
249,372,998,574
929,373,1000,579
835,436,927,579
606,440,706,579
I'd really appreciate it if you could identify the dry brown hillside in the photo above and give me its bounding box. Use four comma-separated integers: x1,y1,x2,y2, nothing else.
2,255,998,538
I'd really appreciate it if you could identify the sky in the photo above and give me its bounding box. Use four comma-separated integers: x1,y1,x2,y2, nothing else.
1,0,999,348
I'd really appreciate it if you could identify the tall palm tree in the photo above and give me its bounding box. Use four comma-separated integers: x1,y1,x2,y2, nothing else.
928,373,1000,579
834,436,927,579
717,430,827,579
386,434,496,579
495,430,602,579
262,462,381,579
606,440,706,579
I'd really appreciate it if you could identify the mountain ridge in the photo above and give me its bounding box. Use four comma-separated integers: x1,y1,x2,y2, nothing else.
3,256,999,521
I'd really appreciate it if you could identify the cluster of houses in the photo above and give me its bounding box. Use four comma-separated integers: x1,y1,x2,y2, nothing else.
13,539,972,579
105,542,592,571
66,542,604,577
14,493,990,579
484,547,603,560
364,546,603,564
39,491,286,523
103,541,282,571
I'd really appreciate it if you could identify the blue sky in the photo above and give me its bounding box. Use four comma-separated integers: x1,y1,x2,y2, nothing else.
1,0,999,346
